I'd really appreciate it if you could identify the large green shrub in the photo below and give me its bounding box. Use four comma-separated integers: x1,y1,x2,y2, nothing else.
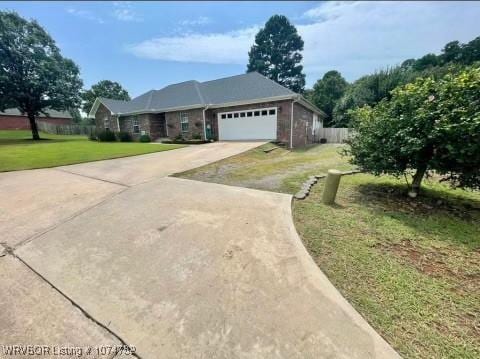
97,130,116,142
117,131,132,142
346,66,480,197
139,134,151,143
174,134,184,142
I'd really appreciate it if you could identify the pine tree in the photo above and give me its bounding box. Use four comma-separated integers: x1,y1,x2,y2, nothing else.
247,15,305,93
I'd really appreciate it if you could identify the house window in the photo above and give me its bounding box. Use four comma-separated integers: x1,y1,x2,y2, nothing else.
240,112,246,117
104,117,109,131
233,113,239,118
133,117,140,133
269,109,276,115
221,114,227,119
247,112,253,117
180,112,189,132
227,113,233,119
254,111,260,117
261,110,268,116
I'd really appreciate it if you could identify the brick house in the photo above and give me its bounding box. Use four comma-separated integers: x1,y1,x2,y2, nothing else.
88,72,326,148
0,108,73,130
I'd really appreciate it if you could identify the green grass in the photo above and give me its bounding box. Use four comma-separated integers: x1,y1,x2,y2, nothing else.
0,130,184,172
295,175,480,358
177,143,354,193
177,143,480,358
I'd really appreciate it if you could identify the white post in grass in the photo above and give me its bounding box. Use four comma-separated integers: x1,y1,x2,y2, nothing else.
322,169,342,204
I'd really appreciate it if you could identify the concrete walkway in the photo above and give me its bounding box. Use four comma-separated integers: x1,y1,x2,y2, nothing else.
0,142,399,358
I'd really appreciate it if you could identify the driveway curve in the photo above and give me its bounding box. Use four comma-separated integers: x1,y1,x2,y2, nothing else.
16,176,399,358
2,141,398,358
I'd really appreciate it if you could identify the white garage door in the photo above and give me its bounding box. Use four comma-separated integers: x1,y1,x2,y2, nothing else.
218,107,277,140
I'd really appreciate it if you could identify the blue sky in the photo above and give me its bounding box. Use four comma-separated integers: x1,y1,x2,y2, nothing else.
2,1,479,98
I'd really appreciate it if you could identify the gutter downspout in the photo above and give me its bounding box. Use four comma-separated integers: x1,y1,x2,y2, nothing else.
116,115,120,132
203,105,209,140
290,97,298,149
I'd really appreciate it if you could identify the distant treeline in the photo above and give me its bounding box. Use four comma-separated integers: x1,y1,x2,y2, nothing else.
307,36,480,127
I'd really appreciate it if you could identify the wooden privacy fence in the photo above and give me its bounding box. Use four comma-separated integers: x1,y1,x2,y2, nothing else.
316,128,353,143
37,121,96,136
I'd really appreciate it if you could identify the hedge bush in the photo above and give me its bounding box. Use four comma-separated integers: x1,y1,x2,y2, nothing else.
97,130,116,142
117,131,133,142
139,134,151,143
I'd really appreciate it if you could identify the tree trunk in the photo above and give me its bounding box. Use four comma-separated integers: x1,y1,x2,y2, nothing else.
408,165,427,198
27,112,40,140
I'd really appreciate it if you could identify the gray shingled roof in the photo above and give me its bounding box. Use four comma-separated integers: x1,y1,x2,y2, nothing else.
200,72,295,105
0,108,72,118
97,72,298,115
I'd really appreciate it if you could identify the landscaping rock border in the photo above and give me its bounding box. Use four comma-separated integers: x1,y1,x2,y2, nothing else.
294,170,362,200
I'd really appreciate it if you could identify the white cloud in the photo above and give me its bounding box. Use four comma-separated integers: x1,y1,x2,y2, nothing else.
112,2,142,22
126,1,480,84
127,27,259,65
303,1,361,21
179,16,211,27
67,8,105,24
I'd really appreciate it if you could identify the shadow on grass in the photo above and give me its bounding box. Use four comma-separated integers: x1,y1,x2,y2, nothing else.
356,181,480,210
0,137,80,146
349,181,480,249
292,143,337,154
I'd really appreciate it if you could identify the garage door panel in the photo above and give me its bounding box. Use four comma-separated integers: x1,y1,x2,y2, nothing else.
218,108,277,140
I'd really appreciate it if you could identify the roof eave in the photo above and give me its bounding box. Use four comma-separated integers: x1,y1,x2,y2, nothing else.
87,98,114,118
117,104,206,117
296,96,327,117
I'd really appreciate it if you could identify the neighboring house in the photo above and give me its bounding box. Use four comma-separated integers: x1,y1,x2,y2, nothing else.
88,72,326,148
0,108,73,130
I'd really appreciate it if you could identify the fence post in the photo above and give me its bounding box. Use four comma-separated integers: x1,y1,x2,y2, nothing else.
322,169,342,204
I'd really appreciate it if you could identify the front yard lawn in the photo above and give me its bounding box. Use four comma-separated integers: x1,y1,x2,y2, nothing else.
0,130,184,172
177,143,480,358
177,143,354,193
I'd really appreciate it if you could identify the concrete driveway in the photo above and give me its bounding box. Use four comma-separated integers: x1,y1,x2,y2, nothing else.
58,141,264,186
1,142,398,358
0,141,262,250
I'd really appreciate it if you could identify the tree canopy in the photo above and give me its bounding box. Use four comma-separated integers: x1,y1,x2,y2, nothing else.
311,35,480,127
0,11,82,139
309,70,348,126
332,63,461,127
345,66,480,197
82,80,130,114
247,15,305,93
332,66,414,127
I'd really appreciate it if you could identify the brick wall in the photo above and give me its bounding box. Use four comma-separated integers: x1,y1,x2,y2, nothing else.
94,104,117,132
119,114,151,140
92,100,318,147
95,105,167,141
292,102,314,148
0,115,72,130
166,108,205,140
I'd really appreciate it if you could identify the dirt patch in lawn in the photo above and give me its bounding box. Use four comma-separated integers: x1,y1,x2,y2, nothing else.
176,143,354,194
377,240,480,293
